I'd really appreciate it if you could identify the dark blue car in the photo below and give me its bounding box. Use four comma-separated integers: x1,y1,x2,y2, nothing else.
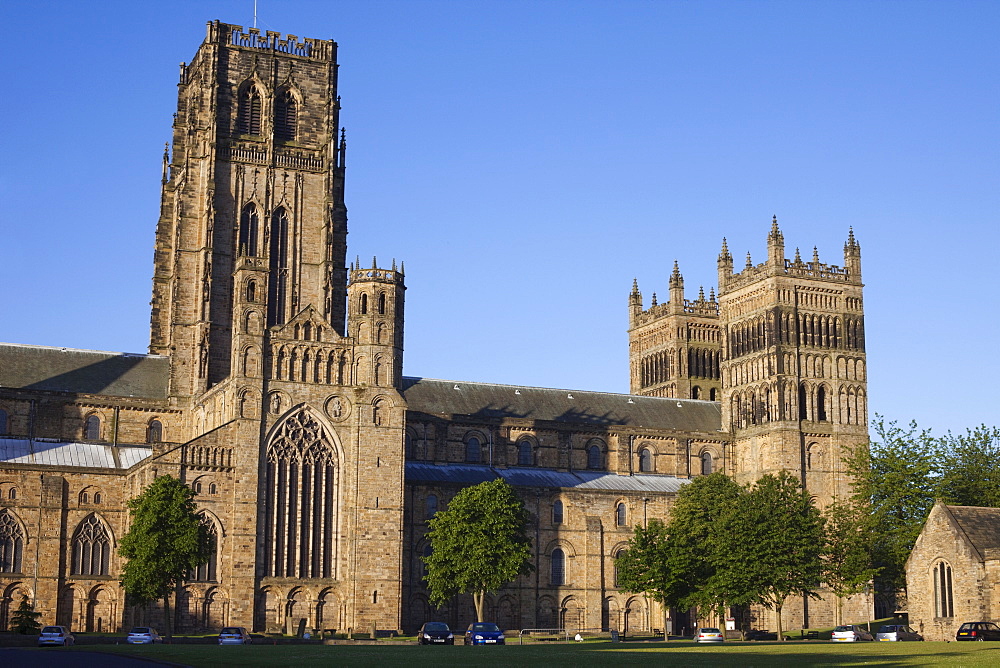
464,622,505,645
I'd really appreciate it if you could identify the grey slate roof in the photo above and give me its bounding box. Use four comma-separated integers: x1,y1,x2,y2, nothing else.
401,377,723,433
948,505,1000,560
0,438,153,469
0,343,169,399
406,461,691,493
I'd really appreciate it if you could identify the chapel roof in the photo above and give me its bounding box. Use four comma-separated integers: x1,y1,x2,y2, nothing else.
0,343,169,399
400,377,723,434
947,504,1000,560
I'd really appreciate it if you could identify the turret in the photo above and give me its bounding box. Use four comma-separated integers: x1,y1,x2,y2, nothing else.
346,258,406,389
669,261,685,314
629,278,643,323
717,238,733,291
844,227,862,280
767,215,784,268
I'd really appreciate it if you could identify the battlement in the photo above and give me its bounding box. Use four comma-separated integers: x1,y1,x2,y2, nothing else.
208,20,336,61
632,297,719,327
349,259,405,286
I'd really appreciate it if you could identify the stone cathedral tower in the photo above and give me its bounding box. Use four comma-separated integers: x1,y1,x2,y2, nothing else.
144,21,407,633
718,218,867,509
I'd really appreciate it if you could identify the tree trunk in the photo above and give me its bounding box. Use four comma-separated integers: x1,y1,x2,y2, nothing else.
163,592,173,639
663,605,669,641
473,590,484,622
775,602,783,641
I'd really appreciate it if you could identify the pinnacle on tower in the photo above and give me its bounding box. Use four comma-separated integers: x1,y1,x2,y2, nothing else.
651,292,658,307
669,260,683,287
697,286,705,301
745,251,753,270
812,246,820,265
794,247,802,264
719,237,733,263
629,278,643,309
767,214,785,267
709,287,716,302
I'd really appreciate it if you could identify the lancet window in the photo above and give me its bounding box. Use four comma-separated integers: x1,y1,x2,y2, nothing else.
71,514,111,576
238,85,262,135
275,89,298,142
263,409,338,579
267,208,289,327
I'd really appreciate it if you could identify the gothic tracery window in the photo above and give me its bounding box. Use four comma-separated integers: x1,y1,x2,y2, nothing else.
239,204,259,257
71,515,111,576
263,409,338,579
238,85,262,135
267,208,289,327
0,510,24,573
933,561,954,618
190,516,219,582
275,89,298,142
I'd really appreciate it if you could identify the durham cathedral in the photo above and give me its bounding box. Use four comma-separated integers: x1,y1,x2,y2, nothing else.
0,21,871,635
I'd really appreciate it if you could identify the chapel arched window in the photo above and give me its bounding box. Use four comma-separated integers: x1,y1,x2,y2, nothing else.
238,204,259,257
701,451,713,475
517,440,533,467
275,89,297,142
551,548,565,586
426,495,438,519
587,444,603,470
934,561,954,618
84,415,102,441
616,503,627,527
0,510,24,574
147,420,163,444
190,516,218,582
639,448,652,472
552,500,564,525
71,515,111,576
465,436,481,463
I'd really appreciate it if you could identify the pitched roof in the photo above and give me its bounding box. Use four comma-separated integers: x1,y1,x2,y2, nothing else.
0,438,152,469
401,377,723,433
406,461,691,494
0,343,169,399
947,504,1000,560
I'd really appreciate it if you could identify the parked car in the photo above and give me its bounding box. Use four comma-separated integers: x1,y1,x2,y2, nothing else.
956,621,1000,641
418,621,454,645
745,629,778,641
695,627,724,643
218,626,252,645
831,625,874,642
38,625,75,647
876,624,923,641
464,622,505,645
127,626,163,644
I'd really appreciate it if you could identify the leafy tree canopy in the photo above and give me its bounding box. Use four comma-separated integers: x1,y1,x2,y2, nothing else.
422,478,533,621
119,475,211,612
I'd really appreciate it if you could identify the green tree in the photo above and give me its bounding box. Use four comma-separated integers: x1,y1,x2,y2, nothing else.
665,473,744,626
8,594,42,634
937,425,1000,507
421,478,533,621
119,475,211,637
822,499,877,625
844,417,940,593
716,472,825,641
614,519,685,640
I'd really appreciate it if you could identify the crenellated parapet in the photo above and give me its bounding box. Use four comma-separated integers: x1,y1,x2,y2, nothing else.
209,21,337,62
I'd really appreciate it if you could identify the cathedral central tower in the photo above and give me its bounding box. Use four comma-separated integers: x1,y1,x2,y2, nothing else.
149,21,348,398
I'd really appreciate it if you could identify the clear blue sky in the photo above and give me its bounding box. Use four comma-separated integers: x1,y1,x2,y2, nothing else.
1,1,997,436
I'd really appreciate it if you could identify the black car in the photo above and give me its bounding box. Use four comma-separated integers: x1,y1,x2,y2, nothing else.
956,622,1000,641
418,621,454,645
745,629,778,641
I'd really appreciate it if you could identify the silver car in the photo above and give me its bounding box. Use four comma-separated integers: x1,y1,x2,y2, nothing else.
831,625,874,642
38,625,75,647
218,626,252,645
127,626,163,644
876,624,923,641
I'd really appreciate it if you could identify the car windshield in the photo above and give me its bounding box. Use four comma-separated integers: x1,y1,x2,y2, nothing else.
42,627,63,634
424,622,449,632
471,623,500,632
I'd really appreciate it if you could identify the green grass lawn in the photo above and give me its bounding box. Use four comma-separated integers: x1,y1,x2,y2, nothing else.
41,640,1000,667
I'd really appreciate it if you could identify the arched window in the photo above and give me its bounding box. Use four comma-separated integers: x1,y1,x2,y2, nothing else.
934,561,954,618
616,503,627,527
246,279,257,302
551,548,565,586
71,515,111,576
587,444,602,470
84,414,101,441
421,544,433,578
817,385,828,421
517,440,533,467
692,386,701,400
360,293,368,315
263,409,338,579
194,481,203,494
701,451,713,475
238,85,262,135
79,491,89,504
710,388,717,401
274,89,297,142
93,492,102,504
190,516,218,582
238,203,259,256
614,549,626,587
0,408,8,435
209,483,217,495
147,420,163,444
465,436,481,463
0,510,24,573
638,448,652,473
552,500,563,525
799,384,808,420
267,208,289,327
378,292,387,315
426,495,438,519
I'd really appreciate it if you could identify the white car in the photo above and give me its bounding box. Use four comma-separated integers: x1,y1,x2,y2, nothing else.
831,625,874,642
127,626,163,644
695,627,724,643
38,626,75,647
